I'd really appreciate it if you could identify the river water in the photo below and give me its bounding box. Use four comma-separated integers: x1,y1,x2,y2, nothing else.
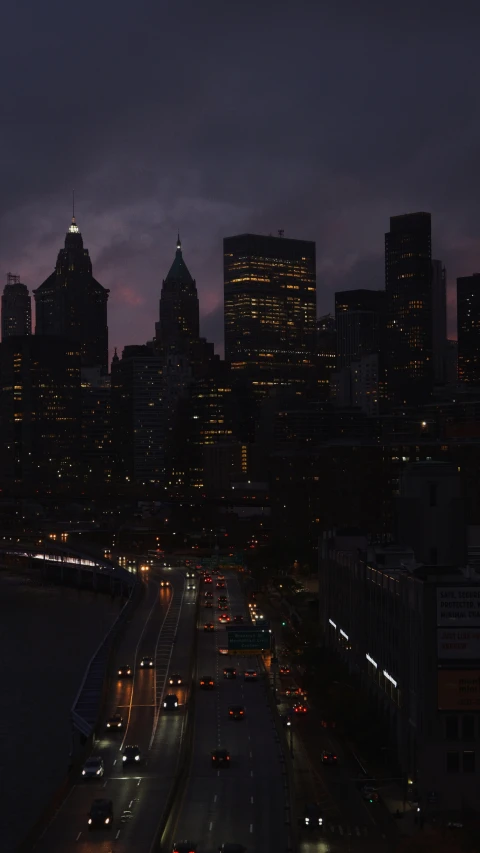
0,573,121,851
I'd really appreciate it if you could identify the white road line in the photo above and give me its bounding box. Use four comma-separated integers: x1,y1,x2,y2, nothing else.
137,778,142,786
209,821,213,830
113,759,117,765
102,780,107,788
115,829,121,839
250,823,253,833
75,831,82,841
249,751,253,758
214,794,217,802
250,770,254,777
128,799,133,808
250,796,254,803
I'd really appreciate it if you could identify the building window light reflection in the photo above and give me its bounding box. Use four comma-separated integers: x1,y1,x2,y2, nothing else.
328,618,337,629
366,654,378,668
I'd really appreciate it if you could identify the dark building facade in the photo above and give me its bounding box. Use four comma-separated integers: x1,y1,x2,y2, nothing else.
224,233,317,395
81,367,112,485
0,336,81,483
385,212,441,405
457,273,480,385
335,289,386,369
1,274,31,340
111,345,164,484
155,235,199,349
34,217,109,371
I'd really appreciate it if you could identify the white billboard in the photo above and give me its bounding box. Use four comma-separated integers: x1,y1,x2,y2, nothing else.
437,587,480,627
437,628,480,660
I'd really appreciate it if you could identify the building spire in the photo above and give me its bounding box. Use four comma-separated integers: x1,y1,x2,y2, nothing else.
176,232,181,252
68,190,79,234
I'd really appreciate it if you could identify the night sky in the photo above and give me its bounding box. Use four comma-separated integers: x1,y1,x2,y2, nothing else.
2,0,479,358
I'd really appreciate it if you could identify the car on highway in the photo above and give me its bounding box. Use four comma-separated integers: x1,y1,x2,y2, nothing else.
140,655,154,668
223,667,237,679
204,622,215,631
293,702,308,714
285,685,303,697
204,601,213,608
160,579,171,587
217,602,228,610
228,705,245,720
168,673,183,685
281,713,292,728
361,785,379,803
320,717,336,728
218,594,228,602
87,798,113,830
117,665,132,677
218,845,246,853
232,615,244,623
163,693,179,710
200,675,215,689
186,581,196,590
186,570,196,578
82,756,105,778
122,745,141,764
302,802,324,828
216,582,226,589
279,665,291,676
172,843,197,853
322,751,338,765
106,712,123,730
204,591,213,599
212,748,230,767
244,669,258,681
218,614,231,623
204,576,212,584
218,647,228,655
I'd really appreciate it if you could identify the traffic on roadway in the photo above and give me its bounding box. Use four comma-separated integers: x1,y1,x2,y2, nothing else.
31,566,294,853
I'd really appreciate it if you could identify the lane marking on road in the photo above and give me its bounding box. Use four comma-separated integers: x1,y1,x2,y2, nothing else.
249,751,253,758
250,823,253,833
120,581,163,750
209,821,213,830
102,780,108,788
214,794,217,802
128,799,133,808
137,778,142,786
116,830,121,839
218,770,220,777
76,832,82,841
113,759,117,765
250,796,254,803
117,703,156,708
250,770,254,777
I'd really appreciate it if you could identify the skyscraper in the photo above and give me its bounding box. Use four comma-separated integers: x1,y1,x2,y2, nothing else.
0,336,81,483
224,233,316,394
34,216,109,371
1,273,31,339
334,289,385,369
385,213,446,405
457,273,480,384
155,235,199,349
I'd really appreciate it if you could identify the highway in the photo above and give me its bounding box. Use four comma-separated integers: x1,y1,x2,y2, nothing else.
32,567,197,853
167,571,291,853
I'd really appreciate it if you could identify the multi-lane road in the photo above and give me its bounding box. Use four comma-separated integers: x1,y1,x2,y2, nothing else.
31,568,291,853
34,568,196,853
166,572,289,852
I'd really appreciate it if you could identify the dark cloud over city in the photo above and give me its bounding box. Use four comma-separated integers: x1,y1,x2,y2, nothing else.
2,0,480,356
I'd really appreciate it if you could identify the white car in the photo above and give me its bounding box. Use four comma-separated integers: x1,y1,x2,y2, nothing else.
82,756,105,778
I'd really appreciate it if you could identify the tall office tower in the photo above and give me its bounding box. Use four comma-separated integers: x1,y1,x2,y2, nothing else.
34,216,109,371
111,345,165,484
0,336,81,483
457,273,480,384
385,212,442,405
155,235,199,349
334,289,386,369
316,314,336,399
81,367,112,485
432,260,447,385
224,233,317,395
1,273,31,340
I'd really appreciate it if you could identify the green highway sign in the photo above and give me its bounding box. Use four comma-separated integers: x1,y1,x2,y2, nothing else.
227,629,271,652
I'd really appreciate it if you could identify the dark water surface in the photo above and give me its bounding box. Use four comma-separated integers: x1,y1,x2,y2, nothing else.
0,574,120,851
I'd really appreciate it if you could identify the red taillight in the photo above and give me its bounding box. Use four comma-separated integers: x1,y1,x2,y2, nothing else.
226,756,230,760
334,755,337,759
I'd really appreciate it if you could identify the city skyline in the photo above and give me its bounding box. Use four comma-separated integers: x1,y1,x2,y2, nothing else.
2,3,480,356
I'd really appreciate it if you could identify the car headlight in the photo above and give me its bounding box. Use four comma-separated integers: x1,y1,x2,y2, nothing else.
82,770,86,775
88,818,92,824
105,817,110,824
163,702,167,707
107,722,111,727
150,662,153,666
175,702,178,707
118,670,122,675
135,754,140,761
122,755,127,761
319,818,323,825
96,769,101,775
305,817,309,824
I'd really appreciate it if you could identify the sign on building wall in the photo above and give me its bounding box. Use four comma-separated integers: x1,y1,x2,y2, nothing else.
437,628,480,660
438,670,480,710
437,587,480,627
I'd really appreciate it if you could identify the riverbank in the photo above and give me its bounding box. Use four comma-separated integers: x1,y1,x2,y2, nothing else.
0,574,121,852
